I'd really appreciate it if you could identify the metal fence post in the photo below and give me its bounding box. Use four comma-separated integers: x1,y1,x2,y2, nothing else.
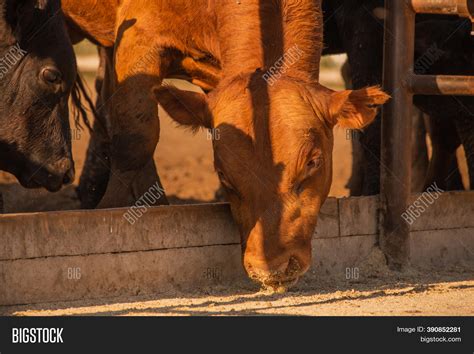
380,0,416,269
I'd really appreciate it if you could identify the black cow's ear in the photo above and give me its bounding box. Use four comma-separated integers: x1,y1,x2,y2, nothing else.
34,0,49,10
3,0,33,31
0,0,54,43
3,0,56,41
0,1,19,42
1,0,14,24
152,85,213,131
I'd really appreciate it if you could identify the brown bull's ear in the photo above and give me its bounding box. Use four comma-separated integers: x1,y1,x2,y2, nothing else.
152,85,213,131
327,86,390,129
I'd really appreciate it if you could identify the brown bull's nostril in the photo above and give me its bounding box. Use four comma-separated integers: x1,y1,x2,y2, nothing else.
244,255,306,292
285,256,302,277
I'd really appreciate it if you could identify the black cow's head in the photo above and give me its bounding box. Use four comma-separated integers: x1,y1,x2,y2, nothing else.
0,0,76,192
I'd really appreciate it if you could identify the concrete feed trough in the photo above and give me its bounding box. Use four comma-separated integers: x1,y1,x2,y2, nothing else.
0,192,473,306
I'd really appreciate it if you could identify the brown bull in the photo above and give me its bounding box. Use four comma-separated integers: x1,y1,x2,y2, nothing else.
63,0,389,289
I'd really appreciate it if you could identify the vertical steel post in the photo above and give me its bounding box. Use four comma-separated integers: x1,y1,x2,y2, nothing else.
380,0,416,269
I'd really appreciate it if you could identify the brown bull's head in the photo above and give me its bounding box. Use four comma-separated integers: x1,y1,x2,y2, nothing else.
153,73,389,289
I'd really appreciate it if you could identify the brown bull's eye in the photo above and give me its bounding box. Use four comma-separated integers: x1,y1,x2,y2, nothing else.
217,170,236,193
307,156,323,171
217,170,230,187
295,155,323,195
41,67,62,85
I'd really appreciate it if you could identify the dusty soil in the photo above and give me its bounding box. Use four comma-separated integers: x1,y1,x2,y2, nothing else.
2,269,473,316
1,249,473,316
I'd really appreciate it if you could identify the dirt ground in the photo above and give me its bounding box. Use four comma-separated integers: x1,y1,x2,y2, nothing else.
1,246,473,316
2,268,473,316
1,55,473,316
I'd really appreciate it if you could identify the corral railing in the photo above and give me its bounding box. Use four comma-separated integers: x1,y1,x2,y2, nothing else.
381,0,474,268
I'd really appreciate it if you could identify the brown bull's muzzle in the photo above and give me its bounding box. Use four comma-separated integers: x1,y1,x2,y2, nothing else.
243,249,311,292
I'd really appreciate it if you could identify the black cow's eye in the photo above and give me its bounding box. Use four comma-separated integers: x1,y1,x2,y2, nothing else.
41,67,62,85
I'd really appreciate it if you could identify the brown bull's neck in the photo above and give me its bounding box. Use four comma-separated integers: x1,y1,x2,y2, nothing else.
61,0,323,86
62,0,119,46
214,0,322,81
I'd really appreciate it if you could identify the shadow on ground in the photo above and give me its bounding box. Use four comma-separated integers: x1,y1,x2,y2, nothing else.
2,270,473,316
